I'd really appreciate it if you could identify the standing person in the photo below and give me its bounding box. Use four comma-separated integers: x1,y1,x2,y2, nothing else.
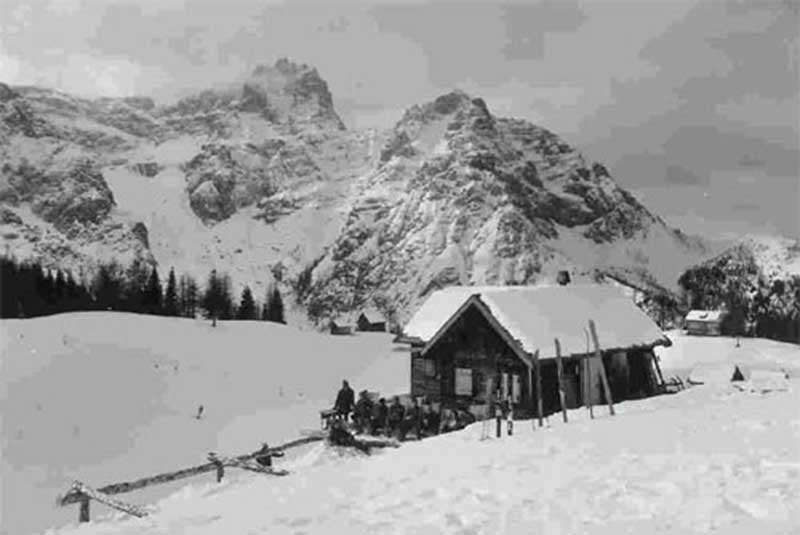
334,380,355,423
353,390,374,434
504,394,514,436
402,398,422,440
494,389,503,438
387,397,405,438
371,398,389,435
420,401,434,438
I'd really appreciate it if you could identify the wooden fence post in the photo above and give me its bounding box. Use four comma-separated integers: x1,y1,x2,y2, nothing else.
554,339,568,423
588,319,615,416
79,496,90,523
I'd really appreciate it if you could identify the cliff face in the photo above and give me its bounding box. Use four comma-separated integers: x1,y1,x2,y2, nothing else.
1,67,711,326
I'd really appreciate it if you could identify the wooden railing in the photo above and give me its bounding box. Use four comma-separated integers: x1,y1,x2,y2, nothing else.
58,435,325,523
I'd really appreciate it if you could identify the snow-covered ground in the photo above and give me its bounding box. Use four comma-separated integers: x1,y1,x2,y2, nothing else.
0,313,407,535
2,317,798,535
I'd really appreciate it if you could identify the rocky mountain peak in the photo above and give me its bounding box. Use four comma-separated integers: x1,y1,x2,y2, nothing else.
301,91,710,325
0,82,19,102
240,58,344,131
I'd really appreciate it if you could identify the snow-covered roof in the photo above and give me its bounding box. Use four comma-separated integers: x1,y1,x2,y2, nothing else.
685,310,725,322
404,285,669,359
358,308,385,323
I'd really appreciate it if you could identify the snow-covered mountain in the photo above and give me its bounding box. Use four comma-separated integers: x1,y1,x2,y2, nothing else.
1,59,715,325
301,91,711,324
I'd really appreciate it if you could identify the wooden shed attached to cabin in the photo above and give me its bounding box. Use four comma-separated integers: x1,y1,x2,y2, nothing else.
399,285,672,419
356,308,387,332
684,310,725,336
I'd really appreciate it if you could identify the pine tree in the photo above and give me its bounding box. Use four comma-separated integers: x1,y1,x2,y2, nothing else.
124,258,150,312
163,267,179,316
0,256,17,317
93,262,123,311
236,286,257,320
53,270,66,313
219,273,234,320
202,269,223,326
264,284,286,324
143,266,163,315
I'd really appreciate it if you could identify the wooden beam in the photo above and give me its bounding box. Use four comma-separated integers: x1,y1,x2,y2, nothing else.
534,349,543,427
651,351,666,389
583,354,594,419
60,435,324,505
79,496,90,523
554,339,568,423
70,481,148,519
582,329,595,419
525,358,534,430
588,320,615,416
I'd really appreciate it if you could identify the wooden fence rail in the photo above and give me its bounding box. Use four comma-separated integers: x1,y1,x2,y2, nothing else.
58,435,325,521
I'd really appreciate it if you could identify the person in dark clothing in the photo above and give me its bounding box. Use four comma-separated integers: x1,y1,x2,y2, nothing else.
401,397,422,440
254,442,284,468
334,380,355,422
387,396,405,437
353,390,374,434
329,419,371,454
421,401,440,437
371,398,389,435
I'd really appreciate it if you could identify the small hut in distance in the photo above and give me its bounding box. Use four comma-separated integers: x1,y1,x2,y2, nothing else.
356,308,387,332
684,310,726,336
329,317,354,335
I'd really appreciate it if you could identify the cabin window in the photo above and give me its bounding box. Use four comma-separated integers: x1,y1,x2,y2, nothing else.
455,368,473,396
512,374,521,403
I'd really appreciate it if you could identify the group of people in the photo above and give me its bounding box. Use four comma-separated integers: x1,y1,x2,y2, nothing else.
332,380,444,440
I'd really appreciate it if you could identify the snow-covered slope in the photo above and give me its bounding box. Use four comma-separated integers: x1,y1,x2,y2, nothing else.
0,313,408,535
43,332,800,535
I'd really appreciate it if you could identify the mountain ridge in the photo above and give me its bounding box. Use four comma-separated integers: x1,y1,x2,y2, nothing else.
0,59,721,326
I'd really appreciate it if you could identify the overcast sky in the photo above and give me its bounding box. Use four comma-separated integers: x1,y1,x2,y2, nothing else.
1,0,798,240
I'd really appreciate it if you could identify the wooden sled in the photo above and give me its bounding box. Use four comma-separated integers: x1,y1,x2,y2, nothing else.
352,435,401,449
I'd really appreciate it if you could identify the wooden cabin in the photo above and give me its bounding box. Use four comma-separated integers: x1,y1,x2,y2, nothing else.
684,310,725,336
329,317,354,335
356,309,387,332
399,285,671,419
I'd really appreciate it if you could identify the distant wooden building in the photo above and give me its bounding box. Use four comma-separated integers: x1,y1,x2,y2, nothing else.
356,309,387,332
684,310,726,336
399,285,671,419
329,317,354,335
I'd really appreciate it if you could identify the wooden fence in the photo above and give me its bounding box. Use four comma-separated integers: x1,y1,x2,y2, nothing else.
58,435,325,523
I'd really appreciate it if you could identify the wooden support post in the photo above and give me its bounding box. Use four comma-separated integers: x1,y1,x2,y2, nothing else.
588,320,615,416
79,495,90,523
651,351,666,391
583,355,594,419
215,462,224,483
525,361,534,430
554,339,568,423
534,350,543,427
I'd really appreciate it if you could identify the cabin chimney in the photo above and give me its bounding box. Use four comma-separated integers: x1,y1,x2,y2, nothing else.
557,270,571,286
